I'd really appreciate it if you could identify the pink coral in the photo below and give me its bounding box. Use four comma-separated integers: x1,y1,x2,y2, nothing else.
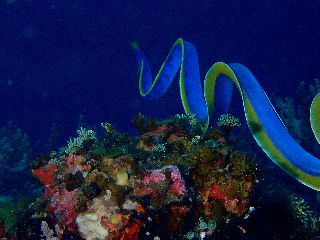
142,166,187,197
65,154,84,167
65,154,87,174
169,170,186,196
143,171,166,185
48,188,78,230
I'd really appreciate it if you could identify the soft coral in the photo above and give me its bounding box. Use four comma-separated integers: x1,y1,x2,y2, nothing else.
48,188,78,230
32,164,57,186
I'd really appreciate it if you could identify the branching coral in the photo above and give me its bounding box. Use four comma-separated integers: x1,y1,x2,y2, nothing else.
289,195,319,230
217,114,241,128
64,127,97,154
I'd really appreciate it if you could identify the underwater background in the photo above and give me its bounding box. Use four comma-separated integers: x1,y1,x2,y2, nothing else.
1,0,320,239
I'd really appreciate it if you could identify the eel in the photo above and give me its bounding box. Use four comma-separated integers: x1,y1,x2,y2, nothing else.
132,38,320,190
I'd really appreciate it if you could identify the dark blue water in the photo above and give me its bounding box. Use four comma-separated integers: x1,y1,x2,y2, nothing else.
1,1,320,239
1,0,320,150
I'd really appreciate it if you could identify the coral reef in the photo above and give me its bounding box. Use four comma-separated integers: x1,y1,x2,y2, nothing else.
19,114,258,239
1,114,318,239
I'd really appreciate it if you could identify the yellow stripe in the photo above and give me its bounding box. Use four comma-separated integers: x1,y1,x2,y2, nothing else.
311,93,320,144
204,62,320,190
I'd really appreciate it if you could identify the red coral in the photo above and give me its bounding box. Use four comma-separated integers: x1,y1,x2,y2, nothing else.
209,184,226,200
48,188,78,230
209,183,249,216
32,164,57,186
119,220,142,240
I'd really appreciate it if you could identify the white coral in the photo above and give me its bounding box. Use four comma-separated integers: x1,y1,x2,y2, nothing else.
64,127,97,154
76,197,112,240
40,221,57,240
